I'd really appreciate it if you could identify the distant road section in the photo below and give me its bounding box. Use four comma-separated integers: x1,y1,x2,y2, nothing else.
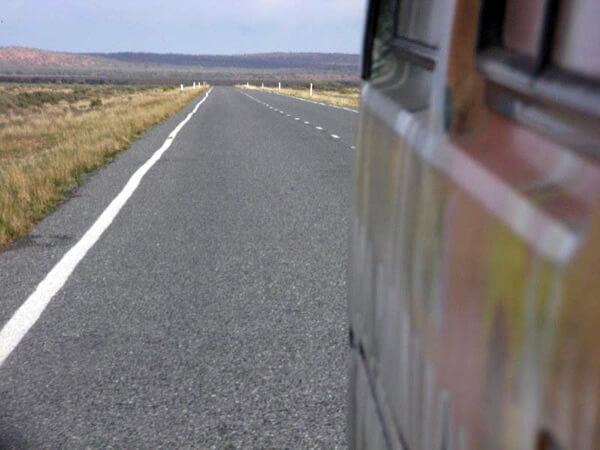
0,87,357,447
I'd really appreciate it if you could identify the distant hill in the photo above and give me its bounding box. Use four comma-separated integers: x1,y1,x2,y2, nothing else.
0,47,360,85
0,47,113,68
90,52,360,72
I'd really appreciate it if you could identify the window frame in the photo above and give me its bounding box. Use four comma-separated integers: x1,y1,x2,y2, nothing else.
390,36,436,71
391,0,437,71
362,0,438,81
361,0,382,80
476,0,600,119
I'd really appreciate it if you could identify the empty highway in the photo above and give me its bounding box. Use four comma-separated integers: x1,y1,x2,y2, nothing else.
0,87,356,448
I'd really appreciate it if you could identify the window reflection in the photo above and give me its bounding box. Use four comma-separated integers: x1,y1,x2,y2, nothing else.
553,0,600,78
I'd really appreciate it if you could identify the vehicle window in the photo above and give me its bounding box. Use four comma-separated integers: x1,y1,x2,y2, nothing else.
502,0,549,57
369,0,397,81
396,0,444,48
478,0,600,121
366,0,434,111
552,0,600,78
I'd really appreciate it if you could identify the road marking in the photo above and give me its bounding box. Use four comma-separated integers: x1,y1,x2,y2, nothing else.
240,90,353,153
240,90,349,147
0,87,214,368
264,90,359,113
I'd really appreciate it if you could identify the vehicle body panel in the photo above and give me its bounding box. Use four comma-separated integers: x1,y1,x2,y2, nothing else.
349,0,600,448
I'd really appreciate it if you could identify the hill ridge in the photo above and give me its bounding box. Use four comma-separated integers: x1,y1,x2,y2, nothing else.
0,46,360,84
87,51,360,70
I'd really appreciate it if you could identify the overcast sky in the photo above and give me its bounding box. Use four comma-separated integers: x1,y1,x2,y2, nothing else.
2,0,368,54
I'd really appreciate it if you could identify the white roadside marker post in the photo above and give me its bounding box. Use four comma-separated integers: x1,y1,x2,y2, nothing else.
310,83,313,97
278,82,281,91
247,81,250,87
261,82,264,89
193,82,196,89
180,84,184,92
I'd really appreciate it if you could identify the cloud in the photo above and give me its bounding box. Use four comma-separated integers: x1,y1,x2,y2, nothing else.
2,0,367,53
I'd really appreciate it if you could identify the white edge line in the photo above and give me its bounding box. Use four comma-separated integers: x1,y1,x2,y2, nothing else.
236,86,358,114
0,87,214,368
263,90,358,114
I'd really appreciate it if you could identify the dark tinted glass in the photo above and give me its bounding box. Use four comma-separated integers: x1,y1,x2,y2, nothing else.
502,0,548,57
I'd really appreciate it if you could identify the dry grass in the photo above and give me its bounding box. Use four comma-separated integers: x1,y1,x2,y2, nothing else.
0,83,206,248
239,84,359,109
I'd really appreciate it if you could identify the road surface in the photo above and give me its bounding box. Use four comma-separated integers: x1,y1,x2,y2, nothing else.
0,86,356,448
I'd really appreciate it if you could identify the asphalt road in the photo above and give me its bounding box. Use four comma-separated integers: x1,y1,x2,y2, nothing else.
0,86,357,448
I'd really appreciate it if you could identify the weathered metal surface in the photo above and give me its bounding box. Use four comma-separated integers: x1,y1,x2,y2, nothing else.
349,0,600,448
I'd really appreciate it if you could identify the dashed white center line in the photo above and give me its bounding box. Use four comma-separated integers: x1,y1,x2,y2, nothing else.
241,91,351,149
241,90,355,151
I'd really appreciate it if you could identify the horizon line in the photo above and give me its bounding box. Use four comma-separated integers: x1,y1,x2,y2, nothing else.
0,46,361,57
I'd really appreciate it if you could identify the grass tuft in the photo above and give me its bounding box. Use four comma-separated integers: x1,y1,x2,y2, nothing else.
0,83,205,249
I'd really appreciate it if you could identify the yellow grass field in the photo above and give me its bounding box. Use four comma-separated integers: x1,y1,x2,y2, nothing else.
0,83,206,248
239,84,359,109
